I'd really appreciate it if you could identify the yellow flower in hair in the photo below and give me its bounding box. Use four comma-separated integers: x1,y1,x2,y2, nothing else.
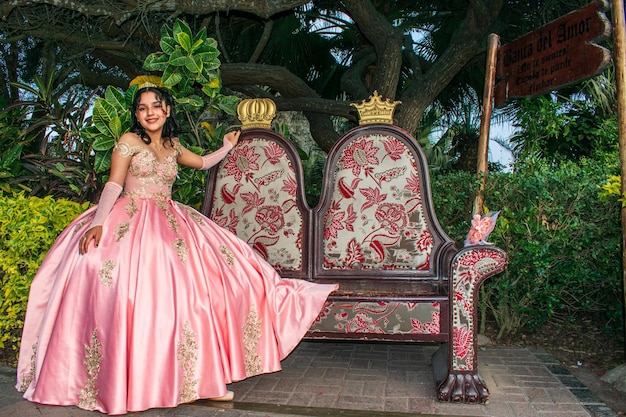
129,75,163,89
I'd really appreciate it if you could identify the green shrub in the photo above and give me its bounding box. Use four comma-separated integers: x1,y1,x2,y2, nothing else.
432,159,623,340
0,192,88,360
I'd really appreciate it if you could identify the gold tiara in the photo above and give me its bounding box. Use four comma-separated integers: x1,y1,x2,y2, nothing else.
139,82,158,89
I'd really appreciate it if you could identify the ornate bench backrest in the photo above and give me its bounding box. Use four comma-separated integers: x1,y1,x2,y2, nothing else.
202,94,456,283
311,124,454,281
202,128,310,278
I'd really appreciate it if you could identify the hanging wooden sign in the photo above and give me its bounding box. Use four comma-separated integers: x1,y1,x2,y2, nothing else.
494,0,612,108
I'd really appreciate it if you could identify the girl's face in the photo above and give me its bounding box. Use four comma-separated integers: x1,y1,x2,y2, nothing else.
135,91,170,134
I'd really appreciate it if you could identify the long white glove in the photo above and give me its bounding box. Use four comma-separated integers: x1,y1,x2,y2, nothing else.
200,138,234,170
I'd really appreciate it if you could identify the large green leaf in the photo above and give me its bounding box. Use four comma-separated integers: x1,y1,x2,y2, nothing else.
92,135,117,152
168,50,188,67
108,116,123,138
176,32,192,53
104,87,126,111
194,43,218,55
203,37,218,49
160,23,172,38
125,85,138,108
203,58,221,71
213,95,241,116
94,148,112,173
173,20,192,38
161,66,184,87
143,52,169,72
120,111,131,130
184,56,202,73
160,37,178,55
192,27,208,45
92,99,118,124
91,119,111,136
196,50,220,62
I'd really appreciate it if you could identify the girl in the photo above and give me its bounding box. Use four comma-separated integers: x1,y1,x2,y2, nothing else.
16,86,337,415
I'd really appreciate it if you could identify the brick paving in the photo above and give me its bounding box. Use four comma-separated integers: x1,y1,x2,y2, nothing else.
0,341,618,417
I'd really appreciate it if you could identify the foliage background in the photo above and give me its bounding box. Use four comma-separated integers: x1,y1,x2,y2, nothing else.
432,160,623,341
0,193,89,356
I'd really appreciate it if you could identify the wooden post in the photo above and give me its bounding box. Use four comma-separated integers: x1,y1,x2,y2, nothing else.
610,0,626,359
473,34,500,216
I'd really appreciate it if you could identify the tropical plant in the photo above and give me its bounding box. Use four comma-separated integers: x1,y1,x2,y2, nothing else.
1,73,100,202
509,95,619,164
0,106,28,193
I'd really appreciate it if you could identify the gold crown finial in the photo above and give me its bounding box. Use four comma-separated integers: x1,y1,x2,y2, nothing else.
237,98,277,130
351,91,401,125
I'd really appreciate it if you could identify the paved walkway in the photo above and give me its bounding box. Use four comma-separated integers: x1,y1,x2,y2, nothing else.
0,341,619,417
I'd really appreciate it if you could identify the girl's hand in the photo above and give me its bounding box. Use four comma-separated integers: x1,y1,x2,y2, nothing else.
80,225,103,255
225,130,241,147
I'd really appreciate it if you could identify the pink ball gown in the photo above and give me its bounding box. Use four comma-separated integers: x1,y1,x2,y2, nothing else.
15,143,337,415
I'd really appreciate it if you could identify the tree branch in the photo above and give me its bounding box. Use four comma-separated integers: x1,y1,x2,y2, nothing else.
2,0,310,21
341,0,403,99
248,20,274,63
223,64,355,151
395,0,505,132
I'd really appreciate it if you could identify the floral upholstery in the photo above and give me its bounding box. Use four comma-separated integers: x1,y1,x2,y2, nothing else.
319,133,433,271
450,247,507,371
208,136,304,272
309,300,441,335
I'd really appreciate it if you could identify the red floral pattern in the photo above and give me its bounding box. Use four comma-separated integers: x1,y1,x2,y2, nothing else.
338,139,379,176
322,134,431,270
309,300,441,335
450,248,507,371
210,137,304,271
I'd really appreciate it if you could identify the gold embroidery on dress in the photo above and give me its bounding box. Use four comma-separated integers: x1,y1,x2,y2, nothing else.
114,142,143,158
125,197,139,217
73,219,90,237
243,305,262,377
177,321,199,404
219,246,235,267
125,191,169,201
98,260,116,286
173,238,188,264
179,204,206,225
18,341,37,392
115,222,130,242
78,328,103,411
156,200,179,234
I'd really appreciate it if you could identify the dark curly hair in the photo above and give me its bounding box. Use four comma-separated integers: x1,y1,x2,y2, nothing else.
130,87,181,147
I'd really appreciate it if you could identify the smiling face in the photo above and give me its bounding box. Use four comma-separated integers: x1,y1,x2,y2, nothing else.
134,90,171,135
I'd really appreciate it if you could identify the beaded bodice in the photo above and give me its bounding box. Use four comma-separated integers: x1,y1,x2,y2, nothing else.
114,142,183,200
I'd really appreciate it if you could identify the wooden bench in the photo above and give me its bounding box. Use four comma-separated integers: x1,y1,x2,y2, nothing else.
201,94,508,404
